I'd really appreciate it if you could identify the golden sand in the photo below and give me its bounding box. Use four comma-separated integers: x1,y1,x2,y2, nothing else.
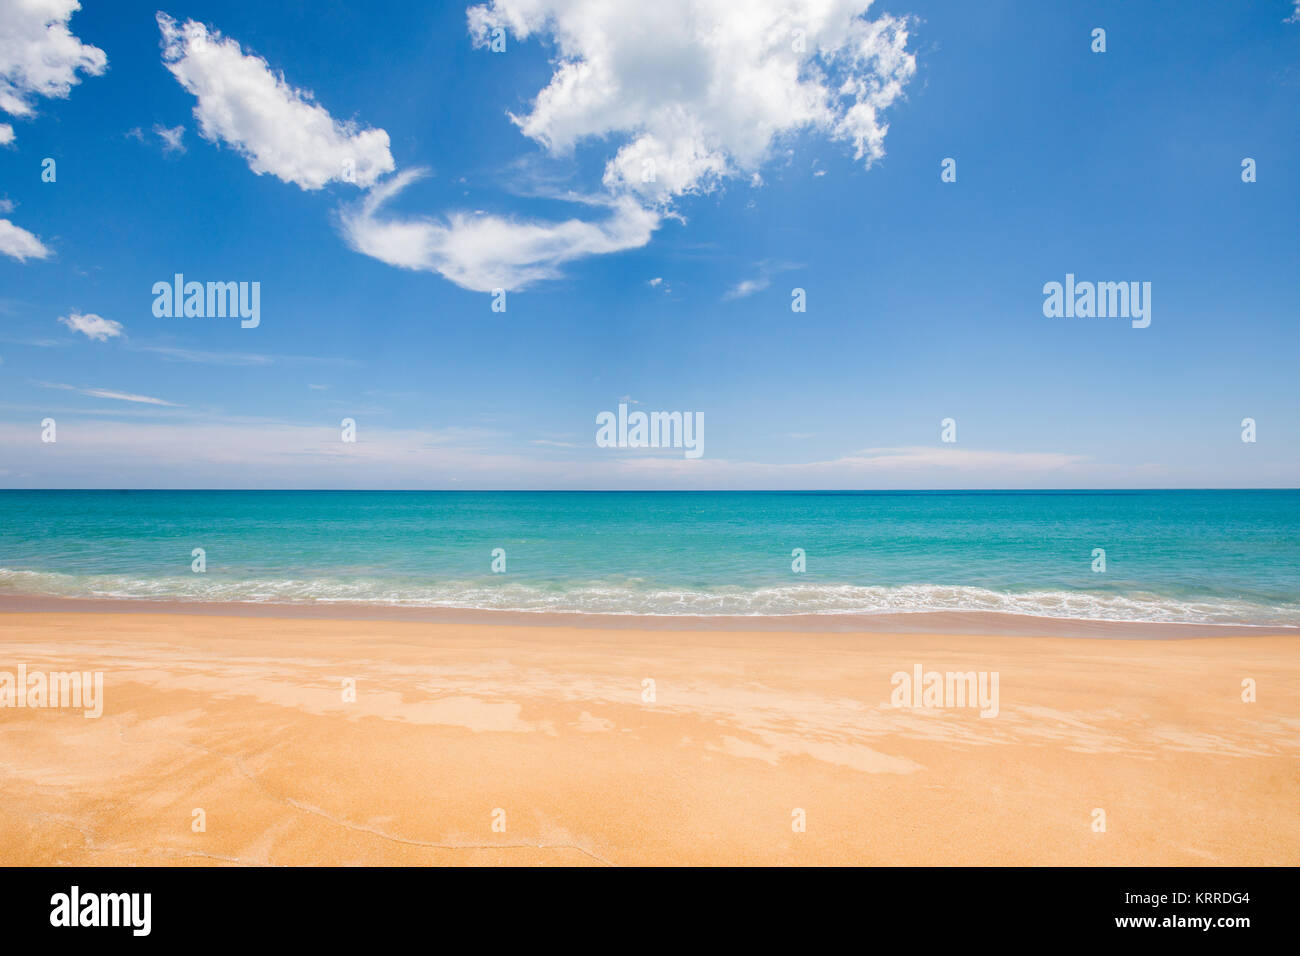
1,612,1296,865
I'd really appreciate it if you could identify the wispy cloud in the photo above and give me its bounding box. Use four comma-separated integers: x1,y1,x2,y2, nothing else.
843,446,1089,472
134,345,358,367
723,276,770,300
3,417,1252,489
153,122,185,154
723,259,801,300
37,382,185,407
596,446,1104,489
135,345,274,366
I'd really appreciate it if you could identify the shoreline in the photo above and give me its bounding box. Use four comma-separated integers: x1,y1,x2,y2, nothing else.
1,592,1297,639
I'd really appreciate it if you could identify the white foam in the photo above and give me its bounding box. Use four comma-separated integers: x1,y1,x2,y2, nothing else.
2,567,1297,625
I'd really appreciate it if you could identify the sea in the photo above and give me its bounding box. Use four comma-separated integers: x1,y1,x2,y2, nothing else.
1,489,1297,625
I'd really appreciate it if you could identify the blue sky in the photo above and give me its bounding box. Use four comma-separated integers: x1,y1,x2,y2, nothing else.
1,0,1297,489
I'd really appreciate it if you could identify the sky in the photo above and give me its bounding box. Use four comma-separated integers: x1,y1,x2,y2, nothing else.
0,0,1297,489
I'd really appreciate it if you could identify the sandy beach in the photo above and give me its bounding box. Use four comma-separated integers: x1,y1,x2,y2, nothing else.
1,608,1297,866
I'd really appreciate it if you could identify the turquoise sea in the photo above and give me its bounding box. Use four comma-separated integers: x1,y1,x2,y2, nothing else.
1,490,1297,624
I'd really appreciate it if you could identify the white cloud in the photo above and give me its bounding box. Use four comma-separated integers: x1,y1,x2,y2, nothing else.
339,168,659,290
138,345,272,366
844,446,1088,471
151,3,913,292
58,311,123,341
9,417,1253,489
595,446,1098,488
345,0,915,290
0,217,50,261
132,345,357,367
724,277,770,300
0,0,106,142
723,258,799,299
1287,2,1300,24
156,12,395,190
38,382,184,406
153,122,185,154
467,0,916,205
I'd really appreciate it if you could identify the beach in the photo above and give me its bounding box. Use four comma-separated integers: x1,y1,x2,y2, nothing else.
2,606,1297,866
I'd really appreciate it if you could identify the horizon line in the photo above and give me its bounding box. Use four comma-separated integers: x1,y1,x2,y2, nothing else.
1,488,1297,494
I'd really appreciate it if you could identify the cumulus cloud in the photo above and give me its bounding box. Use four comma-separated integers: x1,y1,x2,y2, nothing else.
345,0,916,291
339,168,659,290
153,3,913,292
0,0,106,141
0,217,50,261
58,311,123,341
156,12,395,190
468,0,916,204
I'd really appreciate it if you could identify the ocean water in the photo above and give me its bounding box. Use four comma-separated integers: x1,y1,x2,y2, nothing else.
0,490,1297,624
